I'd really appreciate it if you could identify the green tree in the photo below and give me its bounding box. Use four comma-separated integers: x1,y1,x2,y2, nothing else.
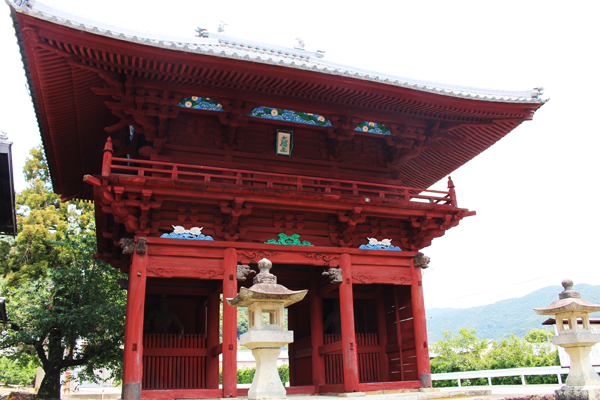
0,146,127,399
430,328,560,387
523,328,554,343
486,333,559,384
430,328,489,376
0,351,39,386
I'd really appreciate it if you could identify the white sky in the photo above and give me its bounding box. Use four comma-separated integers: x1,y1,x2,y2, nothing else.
1,0,599,310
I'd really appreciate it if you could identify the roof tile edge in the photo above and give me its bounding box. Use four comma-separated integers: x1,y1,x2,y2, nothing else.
7,0,547,104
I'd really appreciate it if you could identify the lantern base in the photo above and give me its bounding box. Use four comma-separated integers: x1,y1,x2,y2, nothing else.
556,385,600,400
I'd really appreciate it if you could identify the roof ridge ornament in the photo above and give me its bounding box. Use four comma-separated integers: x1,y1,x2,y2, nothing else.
294,37,305,50
7,0,29,11
195,27,208,38
218,21,228,34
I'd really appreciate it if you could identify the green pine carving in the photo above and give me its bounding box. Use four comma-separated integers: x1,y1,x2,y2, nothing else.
265,233,314,246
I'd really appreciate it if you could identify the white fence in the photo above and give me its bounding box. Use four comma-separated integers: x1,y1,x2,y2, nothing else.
432,366,600,387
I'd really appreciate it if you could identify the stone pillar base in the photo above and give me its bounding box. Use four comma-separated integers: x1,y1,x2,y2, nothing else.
248,348,286,399
420,373,432,388
556,385,600,400
122,382,141,400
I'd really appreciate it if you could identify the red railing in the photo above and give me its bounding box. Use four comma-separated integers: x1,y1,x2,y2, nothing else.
142,334,207,390
322,333,381,384
101,139,456,206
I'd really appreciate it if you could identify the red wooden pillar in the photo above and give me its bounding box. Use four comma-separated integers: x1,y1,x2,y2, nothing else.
411,263,431,387
375,286,390,382
101,137,113,176
222,248,238,397
339,254,359,392
122,241,148,400
310,279,325,388
206,292,220,389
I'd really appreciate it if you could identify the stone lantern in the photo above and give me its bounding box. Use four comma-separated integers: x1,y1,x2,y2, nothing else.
534,279,600,400
227,258,307,399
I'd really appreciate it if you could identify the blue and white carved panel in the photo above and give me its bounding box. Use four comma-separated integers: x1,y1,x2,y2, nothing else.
160,226,214,241
250,106,333,127
355,121,391,135
178,97,224,111
359,238,401,251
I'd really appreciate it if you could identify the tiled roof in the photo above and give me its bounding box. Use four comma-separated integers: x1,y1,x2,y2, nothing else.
8,0,545,104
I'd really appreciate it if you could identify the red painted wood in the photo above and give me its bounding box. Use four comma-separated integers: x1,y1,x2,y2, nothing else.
102,138,113,176
210,343,223,358
288,304,297,387
141,389,222,399
393,286,405,382
206,294,220,389
294,347,313,359
352,265,412,285
310,281,325,389
318,384,345,393
285,386,317,395
411,265,430,386
318,341,343,355
221,248,237,398
290,336,312,385
143,348,206,357
358,381,422,391
339,254,359,392
108,156,455,206
376,287,390,382
146,260,223,277
123,249,148,397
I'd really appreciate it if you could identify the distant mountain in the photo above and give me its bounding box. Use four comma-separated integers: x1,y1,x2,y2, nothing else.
426,283,600,343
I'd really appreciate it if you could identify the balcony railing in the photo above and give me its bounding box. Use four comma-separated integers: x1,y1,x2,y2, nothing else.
101,140,457,207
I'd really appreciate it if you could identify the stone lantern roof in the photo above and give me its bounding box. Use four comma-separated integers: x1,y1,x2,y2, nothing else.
226,258,307,308
534,279,600,315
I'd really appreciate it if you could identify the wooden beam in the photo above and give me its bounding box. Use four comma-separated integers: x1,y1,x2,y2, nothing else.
318,341,342,355
317,282,339,298
210,343,223,358
145,286,209,296
141,389,223,399
357,381,421,391
143,348,207,357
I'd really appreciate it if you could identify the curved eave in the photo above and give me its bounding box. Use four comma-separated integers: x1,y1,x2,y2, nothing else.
9,0,545,105
14,12,545,120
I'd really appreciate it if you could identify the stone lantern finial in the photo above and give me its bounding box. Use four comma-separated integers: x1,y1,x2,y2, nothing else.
254,258,276,285
559,278,580,299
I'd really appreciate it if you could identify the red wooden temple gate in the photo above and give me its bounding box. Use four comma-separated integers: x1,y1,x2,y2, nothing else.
118,237,432,398
9,2,544,398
